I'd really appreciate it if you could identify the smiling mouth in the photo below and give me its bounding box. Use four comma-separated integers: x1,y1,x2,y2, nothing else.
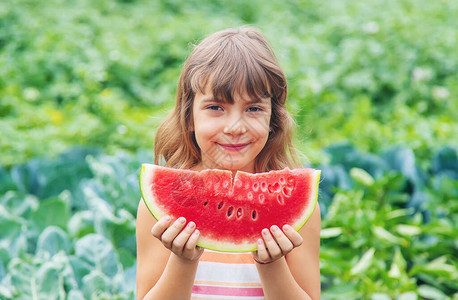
217,143,250,151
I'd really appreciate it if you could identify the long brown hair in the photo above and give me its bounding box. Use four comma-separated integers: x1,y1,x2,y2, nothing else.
154,26,300,172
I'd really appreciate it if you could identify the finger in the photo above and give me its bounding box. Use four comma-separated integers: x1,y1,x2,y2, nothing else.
171,221,196,255
262,228,282,259
161,217,187,249
282,224,303,247
255,239,270,263
183,229,202,257
270,225,294,255
151,215,171,239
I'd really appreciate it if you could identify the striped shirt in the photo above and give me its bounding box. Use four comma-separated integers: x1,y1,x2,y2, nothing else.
191,250,264,299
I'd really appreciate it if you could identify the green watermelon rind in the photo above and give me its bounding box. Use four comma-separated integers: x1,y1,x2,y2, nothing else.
140,164,320,253
291,169,320,232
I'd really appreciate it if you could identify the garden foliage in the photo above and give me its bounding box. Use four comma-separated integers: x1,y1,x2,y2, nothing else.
0,0,456,165
0,0,457,299
0,146,456,299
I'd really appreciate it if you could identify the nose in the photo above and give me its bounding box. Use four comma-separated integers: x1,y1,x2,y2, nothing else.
223,114,247,135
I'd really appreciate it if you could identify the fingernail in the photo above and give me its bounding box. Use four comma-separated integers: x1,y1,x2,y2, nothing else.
271,225,279,232
179,217,186,224
257,239,263,245
262,229,269,236
283,225,291,231
164,216,171,221
193,229,199,236
187,222,195,229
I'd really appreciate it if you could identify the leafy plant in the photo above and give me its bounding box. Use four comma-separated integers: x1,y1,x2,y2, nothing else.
1,0,457,298
318,144,457,299
0,148,149,299
1,145,456,299
0,0,456,166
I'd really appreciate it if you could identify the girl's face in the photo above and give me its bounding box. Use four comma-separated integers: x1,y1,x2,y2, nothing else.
192,86,272,174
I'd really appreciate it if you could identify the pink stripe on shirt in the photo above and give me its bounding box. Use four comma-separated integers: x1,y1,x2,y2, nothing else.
192,285,264,297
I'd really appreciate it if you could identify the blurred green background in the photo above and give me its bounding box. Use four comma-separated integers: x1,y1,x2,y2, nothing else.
0,0,457,299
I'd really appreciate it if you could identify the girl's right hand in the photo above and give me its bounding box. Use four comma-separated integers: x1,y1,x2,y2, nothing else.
151,216,204,262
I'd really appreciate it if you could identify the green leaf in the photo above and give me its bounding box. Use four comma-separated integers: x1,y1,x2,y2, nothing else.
388,248,407,278
68,211,95,238
68,289,85,300
371,293,391,300
7,252,76,299
321,227,343,238
8,258,39,300
0,166,15,194
432,146,458,174
30,196,71,232
387,208,414,220
69,256,93,288
350,167,375,186
383,147,423,187
373,226,408,246
395,224,422,236
410,256,458,280
85,192,136,250
397,292,418,300
322,282,359,299
0,285,14,299
82,270,110,299
417,285,447,300
121,265,137,296
350,247,375,275
36,226,70,258
74,234,120,278
0,191,38,218
0,206,27,259
34,261,62,299
10,148,97,199
117,248,136,269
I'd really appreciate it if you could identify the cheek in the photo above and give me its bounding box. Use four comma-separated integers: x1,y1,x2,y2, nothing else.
247,118,270,139
195,121,215,135
194,121,220,145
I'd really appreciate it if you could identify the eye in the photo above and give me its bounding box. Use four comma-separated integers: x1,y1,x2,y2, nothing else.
207,105,223,111
246,106,263,112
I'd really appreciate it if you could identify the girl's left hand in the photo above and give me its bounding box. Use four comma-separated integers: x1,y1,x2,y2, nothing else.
252,224,303,264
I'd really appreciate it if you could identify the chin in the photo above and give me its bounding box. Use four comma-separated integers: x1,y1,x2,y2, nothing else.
219,160,253,173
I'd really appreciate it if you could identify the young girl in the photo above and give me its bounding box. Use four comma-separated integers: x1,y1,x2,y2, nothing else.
136,27,321,300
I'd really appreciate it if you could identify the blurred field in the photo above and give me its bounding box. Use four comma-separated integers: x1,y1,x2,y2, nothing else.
0,0,457,299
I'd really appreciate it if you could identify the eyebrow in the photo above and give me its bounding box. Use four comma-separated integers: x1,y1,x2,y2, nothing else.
246,98,264,104
201,97,266,104
201,97,223,103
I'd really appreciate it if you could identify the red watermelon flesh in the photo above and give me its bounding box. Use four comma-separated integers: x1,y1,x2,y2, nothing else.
140,164,321,252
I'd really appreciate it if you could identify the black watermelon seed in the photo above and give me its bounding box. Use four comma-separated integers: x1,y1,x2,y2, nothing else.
227,206,234,217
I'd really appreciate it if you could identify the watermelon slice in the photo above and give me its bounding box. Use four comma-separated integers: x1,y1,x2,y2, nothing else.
140,164,321,252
